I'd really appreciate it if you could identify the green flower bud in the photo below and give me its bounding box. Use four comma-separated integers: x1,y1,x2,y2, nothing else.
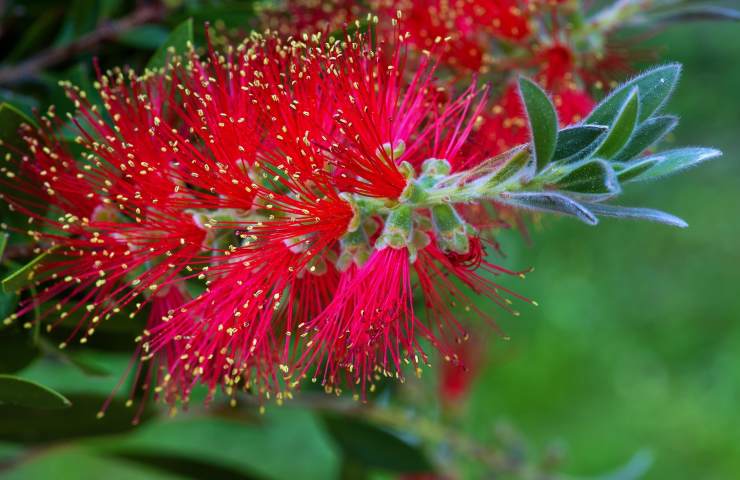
431,204,471,255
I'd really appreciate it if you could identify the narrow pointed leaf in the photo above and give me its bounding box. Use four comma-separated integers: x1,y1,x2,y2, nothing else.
518,77,558,170
322,414,433,473
595,88,640,158
553,124,608,162
586,64,681,125
615,156,661,182
584,203,688,228
555,160,620,194
146,18,194,71
0,375,71,409
613,115,678,162
626,148,722,182
652,6,740,24
1,247,58,293
0,233,7,260
498,192,598,225
0,102,36,150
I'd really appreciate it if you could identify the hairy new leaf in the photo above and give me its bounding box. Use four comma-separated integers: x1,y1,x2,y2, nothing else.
586,64,681,125
498,192,597,225
583,203,688,228
624,148,722,183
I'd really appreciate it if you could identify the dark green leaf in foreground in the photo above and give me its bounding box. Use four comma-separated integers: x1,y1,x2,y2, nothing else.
1,446,185,480
147,18,194,71
322,414,433,474
518,76,558,170
552,124,607,162
0,375,71,409
95,410,339,480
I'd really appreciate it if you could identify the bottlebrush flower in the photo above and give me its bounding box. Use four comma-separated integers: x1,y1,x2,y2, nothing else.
0,16,719,412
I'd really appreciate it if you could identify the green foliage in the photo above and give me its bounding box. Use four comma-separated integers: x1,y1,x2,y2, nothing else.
0,3,735,479
500,192,599,225
322,414,433,474
585,64,681,125
2,248,58,293
594,88,640,158
500,64,718,228
0,375,71,409
552,125,607,162
622,148,722,183
518,76,559,171
147,18,194,71
555,160,620,195
94,410,340,480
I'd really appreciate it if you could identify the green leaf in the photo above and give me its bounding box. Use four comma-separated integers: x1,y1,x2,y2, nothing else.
1,446,186,480
95,410,340,480
2,247,58,293
624,148,722,183
552,124,607,162
518,76,558,170
556,160,620,195
0,103,46,242
0,288,18,327
0,375,71,409
615,156,661,183
0,233,7,259
595,88,640,159
586,64,681,125
613,115,678,162
0,102,36,150
498,192,598,225
0,326,38,373
583,204,688,228
651,6,740,24
0,393,154,442
322,414,433,474
147,19,194,71
118,25,171,50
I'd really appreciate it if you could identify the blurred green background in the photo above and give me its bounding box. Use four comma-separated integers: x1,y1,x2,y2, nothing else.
0,1,738,479
472,22,740,480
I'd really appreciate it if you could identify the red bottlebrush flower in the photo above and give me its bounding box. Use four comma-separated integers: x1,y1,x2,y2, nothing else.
459,0,532,42
2,19,538,408
259,0,363,37
373,0,532,71
438,336,484,408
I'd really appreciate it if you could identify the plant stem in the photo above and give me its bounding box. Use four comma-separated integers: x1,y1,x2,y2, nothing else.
0,4,165,85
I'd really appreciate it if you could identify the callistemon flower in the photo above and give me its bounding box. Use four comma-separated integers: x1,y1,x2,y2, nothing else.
259,0,363,37
1,14,718,411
